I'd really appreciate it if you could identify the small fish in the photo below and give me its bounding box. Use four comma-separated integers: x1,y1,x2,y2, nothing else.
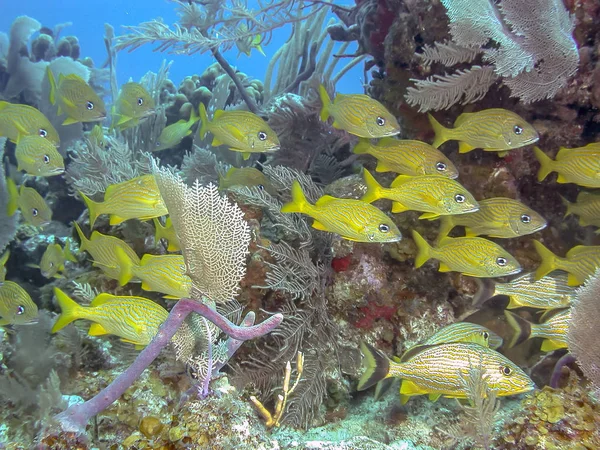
0,250,9,282
362,170,479,219
14,134,65,176
504,308,570,352
0,101,60,146
47,67,107,125
429,109,538,154
319,85,400,138
154,107,199,152
0,281,38,325
12,184,53,228
353,137,459,178
74,222,140,280
562,191,600,230
435,197,547,239
199,103,280,160
111,82,155,131
79,174,168,228
358,342,534,404
412,230,521,278
38,240,77,279
474,271,575,310
235,24,265,57
87,124,106,148
219,167,275,195
115,247,192,299
281,181,402,243
51,287,168,347
534,144,600,187
153,217,180,252
533,240,600,286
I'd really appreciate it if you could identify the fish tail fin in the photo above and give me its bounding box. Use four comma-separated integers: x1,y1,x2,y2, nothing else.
153,218,166,243
361,169,383,204
353,138,371,155
51,287,83,333
357,342,391,391
63,239,77,262
533,240,559,280
504,310,532,348
6,178,18,216
47,66,57,105
198,102,210,139
318,84,331,122
533,146,554,182
560,195,573,218
79,192,100,228
428,114,450,148
280,181,310,214
411,230,432,268
472,278,496,308
115,246,134,286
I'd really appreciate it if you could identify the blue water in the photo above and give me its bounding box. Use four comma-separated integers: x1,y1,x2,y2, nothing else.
1,0,364,95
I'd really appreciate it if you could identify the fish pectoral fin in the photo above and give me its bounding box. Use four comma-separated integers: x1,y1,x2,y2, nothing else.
438,262,452,272
540,339,566,352
391,202,409,213
88,323,109,336
62,117,79,126
311,220,328,231
458,141,476,153
428,393,442,402
419,212,439,220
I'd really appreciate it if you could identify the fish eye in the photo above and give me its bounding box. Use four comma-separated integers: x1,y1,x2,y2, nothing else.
454,194,466,203
496,257,507,266
376,116,385,127
155,142,161,147
137,97,144,106
258,131,268,141
500,365,513,376
32,208,39,217
39,128,48,138
513,125,523,135
435,162,447,172
43,154,50,164
378,223,390,233
16,305,25,315
86,101,94,110
482,331,489,340
520,214,531,223
258,184,265,190
49,262,54,267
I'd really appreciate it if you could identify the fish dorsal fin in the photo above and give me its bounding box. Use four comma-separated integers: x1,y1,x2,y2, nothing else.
576,191,597,202
140,253,158,265
63,73,83,82
88,322,108,336
565,245,592,257
399,344,435,363
556,146,572,159
91,293,116,307
539,307,569,323
315,195,337,207
454,112,474,127
390,175,411,188
213,109,225,119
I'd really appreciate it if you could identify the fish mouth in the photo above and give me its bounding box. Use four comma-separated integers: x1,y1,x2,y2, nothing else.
504,266,523,276
523,135,540,145
531,222,547,233
48,168,65,176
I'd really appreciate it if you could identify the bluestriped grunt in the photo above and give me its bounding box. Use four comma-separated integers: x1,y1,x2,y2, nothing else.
504,308,570,352
533,240,600,286
534,144,600,187
562,191,600,229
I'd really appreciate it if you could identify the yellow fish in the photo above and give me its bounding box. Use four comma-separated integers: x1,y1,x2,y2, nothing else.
562,191,600,230
11,184,53,228
353,138,459,178
235,24,265,57
154,107,199,152
0,281,38,325
79,174,168,228
534,144,600,187
429,109,538,154
435,197,547,239
74,222,140,280
358,342,534,404
87,124,106,148
533,240,600,286
47,67,107,125
199,103,280,160
474,271,575,310
37,240,77,279
362,170,479,219
281,181,402,243
51,287,168,347
0,101,60,146
15,134,64,177
504,308,570,352
115,247,192,299
412,230,521,278
111,82,156,131
153,217,180,252
219,167,275,195
0,250,9,282
319,85,400,138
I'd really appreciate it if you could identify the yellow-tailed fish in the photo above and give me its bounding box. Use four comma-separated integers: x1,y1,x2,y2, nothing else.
362,169,479,219
79,174,168,228
74,222,140,280
534,144,600,187
435,197,547,239
0,101,60,146
235,24,265,57
0,281,38,325
281,181,402,243
87,124,106,148
504,308,570,352
15,184,52,227
51,287,167,347
154,107,199,152
115,247,192,299
429,109,538,154
412,230,521,278
0,250,9,282
198,103,280,160
533,240,600,286
153,217,180,252
562,191,600,230
111,82,155,131
358,342,534,404
474,271,575,310
14,134,64,177
353,137,459,178
219,167,275,195
47,67,107,125
319,85,400,138
38,240,77,279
